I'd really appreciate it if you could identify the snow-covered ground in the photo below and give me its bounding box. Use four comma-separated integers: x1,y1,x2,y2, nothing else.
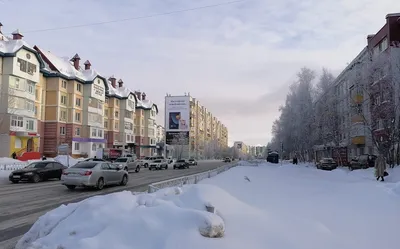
15,162,400,249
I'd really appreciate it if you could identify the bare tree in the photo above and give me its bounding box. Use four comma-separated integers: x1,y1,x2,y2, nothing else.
170,132,189,160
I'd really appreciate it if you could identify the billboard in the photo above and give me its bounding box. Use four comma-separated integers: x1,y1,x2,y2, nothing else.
165,131,189,145
165,96,190,132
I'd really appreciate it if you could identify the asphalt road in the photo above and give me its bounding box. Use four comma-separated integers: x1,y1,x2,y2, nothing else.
0,160,227,249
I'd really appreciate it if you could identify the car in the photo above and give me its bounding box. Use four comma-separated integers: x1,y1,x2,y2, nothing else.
223,157,231,162
82,158,106,162
173,159,189,169
349,154,376,171
61,161,129,190
9,161,67,183
112,157,140,173
188,158,198,166
148,159,168,170
316,158,338,170
139,156,165,168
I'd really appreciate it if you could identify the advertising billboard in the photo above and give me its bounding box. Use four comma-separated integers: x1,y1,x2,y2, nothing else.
165,96,190,132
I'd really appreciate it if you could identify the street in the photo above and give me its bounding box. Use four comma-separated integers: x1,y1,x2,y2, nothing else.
0,160,226,249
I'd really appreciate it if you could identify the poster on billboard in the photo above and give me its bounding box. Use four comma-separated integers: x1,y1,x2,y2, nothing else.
165,131,189,145
165,96,190,132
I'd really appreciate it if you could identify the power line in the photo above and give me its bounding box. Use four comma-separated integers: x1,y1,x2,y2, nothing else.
9,0,245,34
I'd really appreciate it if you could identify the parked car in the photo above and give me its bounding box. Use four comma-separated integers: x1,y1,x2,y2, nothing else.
316,158,338,170
173,159,189,169
148,159,168,170
349,154,376,171
223,157,231,162
113,157,140,173
9,161,67,183
61,161,128,190
188,158,198,166
140,156,166,168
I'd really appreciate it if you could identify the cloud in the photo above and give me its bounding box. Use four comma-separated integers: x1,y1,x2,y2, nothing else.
0,0,398,145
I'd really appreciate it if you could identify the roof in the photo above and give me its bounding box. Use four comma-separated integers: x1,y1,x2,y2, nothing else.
0,38,45,68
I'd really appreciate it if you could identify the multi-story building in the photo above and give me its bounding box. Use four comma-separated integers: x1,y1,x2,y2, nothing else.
233,141,248,156
0,30,44,157
164,94,228,159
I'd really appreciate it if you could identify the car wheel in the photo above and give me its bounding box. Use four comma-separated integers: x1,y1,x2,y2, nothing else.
165,165,168,169
135,166,140,173
173,166,176,169
120,175,128,186
96,178,104,190
66,185,76,190
11,180,19,184
32,174,41,183
149,167,152,170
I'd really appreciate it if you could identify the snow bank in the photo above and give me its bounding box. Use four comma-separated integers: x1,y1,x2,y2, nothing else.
16,162,400,249
0,157,22,164
53,155,82,167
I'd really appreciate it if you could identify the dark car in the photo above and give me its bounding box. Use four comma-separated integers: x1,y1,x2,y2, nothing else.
316,158,338,170
9,161,67,183
173,159,189,169
223,157,231,162
188,158,197,166
349,154,376,171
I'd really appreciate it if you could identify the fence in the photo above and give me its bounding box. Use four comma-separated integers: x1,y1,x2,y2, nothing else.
0,163,28,171
148,162,238,193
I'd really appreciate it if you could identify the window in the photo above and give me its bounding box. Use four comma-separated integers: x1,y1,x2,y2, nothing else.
25,120,34,131
11,116,23,127
75,127,80,136
75,98,81,107
151,110,156,117
76,83,82,92
98,129,103,137
74,142,80,150
27,83,34,94
35,89,39,101
92,143,97,151
18,58,37,74
128,100,135,109
134,128,137,134
60,110,67,121
61,80,67,89
75,112,81,122
104,121,108,129
105,97,109,104
141,119,144,125
60,95,67,105
104,109,108,116
60,127,66,135
141,128,144,135
115,111,119,118
15,78,20,89
25,100,34,112
115,121,119,129
88,113,102,124
98,144,103,149
125,122,133,130
116,99,119,106
92,128,97,137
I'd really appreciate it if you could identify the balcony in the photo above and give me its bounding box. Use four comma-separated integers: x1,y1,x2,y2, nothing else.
351,115,363,124
351,136,365,145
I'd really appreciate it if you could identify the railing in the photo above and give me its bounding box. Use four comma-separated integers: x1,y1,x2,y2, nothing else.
0,163,28,171
148,162,238,193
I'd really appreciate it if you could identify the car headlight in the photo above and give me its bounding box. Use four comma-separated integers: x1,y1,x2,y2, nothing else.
24,172,33,175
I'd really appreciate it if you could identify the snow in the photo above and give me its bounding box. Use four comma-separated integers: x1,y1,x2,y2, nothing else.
16,162,400,249
0,38,31,54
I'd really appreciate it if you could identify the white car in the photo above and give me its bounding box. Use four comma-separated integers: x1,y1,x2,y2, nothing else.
148,159,168,170
112,157,140,173
140,156,166,168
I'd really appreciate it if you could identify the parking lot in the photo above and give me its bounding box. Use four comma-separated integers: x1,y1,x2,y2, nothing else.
0,160,226,249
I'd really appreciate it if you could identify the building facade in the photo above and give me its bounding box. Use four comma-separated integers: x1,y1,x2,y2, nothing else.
0,25,161,158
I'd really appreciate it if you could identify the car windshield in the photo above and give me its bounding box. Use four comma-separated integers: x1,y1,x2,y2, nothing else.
115,158,128,162
26,162,47,169
144,157,150,160
153,160,162,163
71,162,97,169
177,160,186,163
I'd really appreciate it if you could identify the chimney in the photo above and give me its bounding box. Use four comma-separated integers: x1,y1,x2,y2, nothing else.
135,91,141,100
109,75,116,88
142,92,146,100
118,79,123,88
84,60,91,70
12,29,23,40
70,53,81,70
0,22,3,34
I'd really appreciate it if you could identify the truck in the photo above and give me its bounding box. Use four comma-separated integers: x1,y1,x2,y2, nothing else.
96,148,134,161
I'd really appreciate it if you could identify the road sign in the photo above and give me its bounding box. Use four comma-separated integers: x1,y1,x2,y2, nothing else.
58,144,69,153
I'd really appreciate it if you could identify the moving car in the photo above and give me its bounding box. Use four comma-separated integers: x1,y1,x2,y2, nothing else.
83,158,105,162
148,159,168,170
173,159,189,169
316,158,338,170
188,158,198,166
61,161,129,190
224,157,231,162
140,156,166,168
9,161,67,183
113,157,140,173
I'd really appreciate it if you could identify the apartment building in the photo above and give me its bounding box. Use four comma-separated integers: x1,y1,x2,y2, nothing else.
164,94,228,159
0,29,44,157
233,141,248,155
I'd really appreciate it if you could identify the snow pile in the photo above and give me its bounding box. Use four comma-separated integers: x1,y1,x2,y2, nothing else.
54,155,82,167
0,157,26,165
16,162,400,249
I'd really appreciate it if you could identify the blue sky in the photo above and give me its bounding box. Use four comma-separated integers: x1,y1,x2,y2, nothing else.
0,0,398,146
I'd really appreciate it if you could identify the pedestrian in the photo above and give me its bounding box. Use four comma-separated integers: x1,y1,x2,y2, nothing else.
375,154,386,182
11,151,17,159
367,155,374,168
42,155,47,161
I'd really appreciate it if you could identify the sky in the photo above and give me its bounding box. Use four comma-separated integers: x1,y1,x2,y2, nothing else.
0,0,399,146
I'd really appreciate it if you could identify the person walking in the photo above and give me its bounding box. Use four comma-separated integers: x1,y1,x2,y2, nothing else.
375,154,386,182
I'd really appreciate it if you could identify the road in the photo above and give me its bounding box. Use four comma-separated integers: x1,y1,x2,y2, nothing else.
0,160,226,249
